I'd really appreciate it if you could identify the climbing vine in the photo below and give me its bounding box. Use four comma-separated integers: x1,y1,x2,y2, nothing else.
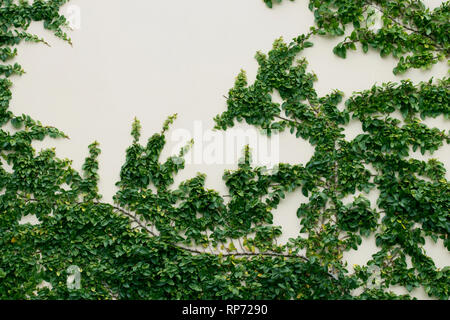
0,1,448,300
264,0,449,74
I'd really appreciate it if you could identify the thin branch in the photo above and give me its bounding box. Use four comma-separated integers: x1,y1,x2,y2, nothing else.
274,114,301,125
20,196,342,281
369,2,446,52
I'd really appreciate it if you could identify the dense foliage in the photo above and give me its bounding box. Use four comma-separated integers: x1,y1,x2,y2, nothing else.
264,0,449,74
0,0,448,299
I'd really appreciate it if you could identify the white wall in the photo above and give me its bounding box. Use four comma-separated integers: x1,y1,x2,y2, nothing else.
8,0,448,299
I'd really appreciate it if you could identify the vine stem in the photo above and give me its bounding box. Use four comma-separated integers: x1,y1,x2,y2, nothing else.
368,1,447,52
107,203,311,260
108,199,340,281
20,196,340,280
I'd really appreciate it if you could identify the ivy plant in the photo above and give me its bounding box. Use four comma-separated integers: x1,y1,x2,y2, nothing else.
0,0,449,300
263,0,449,74
215,34,449,299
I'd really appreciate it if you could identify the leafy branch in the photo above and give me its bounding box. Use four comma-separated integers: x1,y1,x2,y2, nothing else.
263,0,449,74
